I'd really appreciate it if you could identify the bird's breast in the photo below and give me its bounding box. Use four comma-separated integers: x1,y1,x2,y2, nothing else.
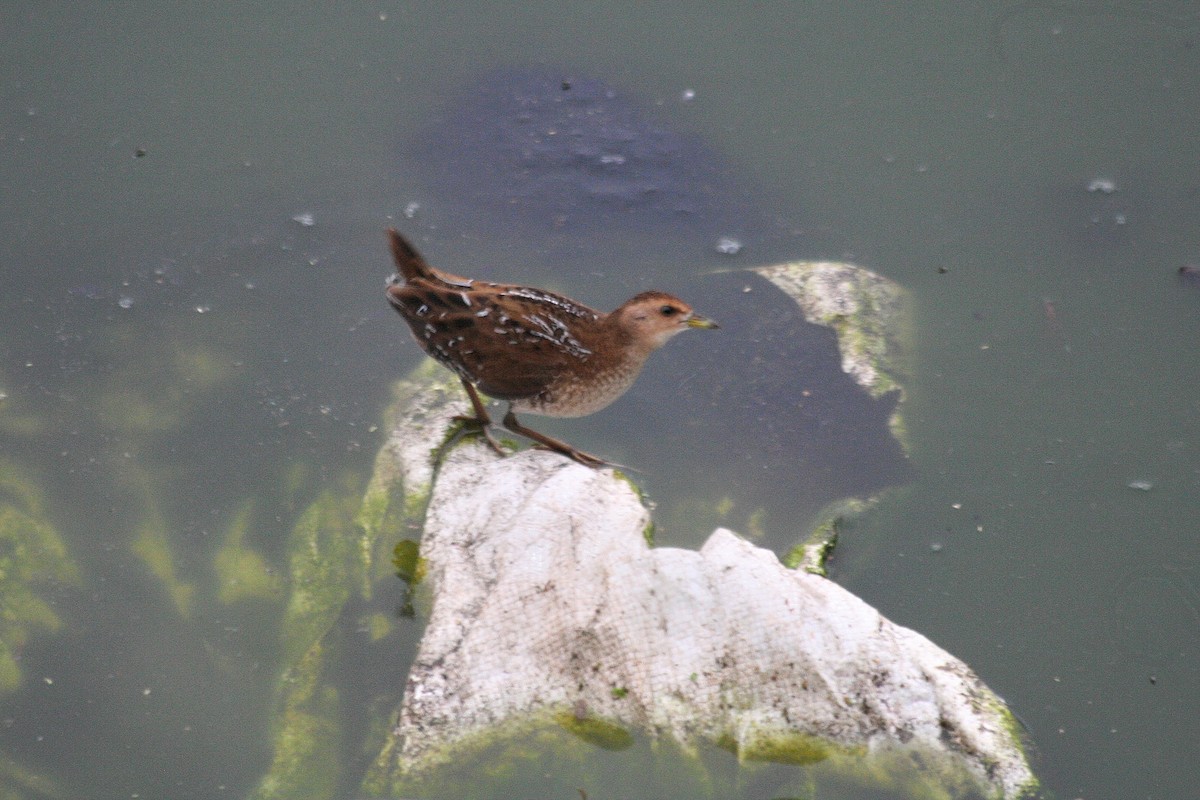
511,359,644,418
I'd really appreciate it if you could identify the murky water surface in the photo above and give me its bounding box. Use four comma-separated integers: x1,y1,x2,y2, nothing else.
2,2,1199,798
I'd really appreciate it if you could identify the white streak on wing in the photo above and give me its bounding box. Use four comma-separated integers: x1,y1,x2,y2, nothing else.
523,312,592,359
501,287,598,320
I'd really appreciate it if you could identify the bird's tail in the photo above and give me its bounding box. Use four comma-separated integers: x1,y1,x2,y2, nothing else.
387,228,438,282
386,228,477,288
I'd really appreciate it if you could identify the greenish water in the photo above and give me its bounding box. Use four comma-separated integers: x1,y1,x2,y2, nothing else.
3,2,1199,798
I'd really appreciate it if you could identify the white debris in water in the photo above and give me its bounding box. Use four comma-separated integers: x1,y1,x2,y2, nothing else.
715,236,742,255
195,305,211,314
1087,178,1116,194
118,296,134,309
403,202,420,219
598,154,626,165
1127,479,1153,491
291,212,316,227
681,88,696,102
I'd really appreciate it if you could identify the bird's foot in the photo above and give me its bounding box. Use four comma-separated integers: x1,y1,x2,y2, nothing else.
451,414,508,457
528,442,609,468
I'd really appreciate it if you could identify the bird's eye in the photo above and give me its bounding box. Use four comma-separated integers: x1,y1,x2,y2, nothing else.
660,305,678,316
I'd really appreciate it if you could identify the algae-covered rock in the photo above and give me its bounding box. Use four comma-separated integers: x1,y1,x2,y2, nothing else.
781,496,876,576
0,460,80,696
250,368,465,800
251,488,361,800
249,642,342,800
279,489,360,664
753,261,910,400
354,360,470,596
753,260,911,450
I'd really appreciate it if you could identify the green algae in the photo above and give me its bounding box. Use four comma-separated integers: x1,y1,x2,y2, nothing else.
362,612,393,643
0,463,78,800
130,505,195,619
364,707,1016,800
279,489,359,664
353,471,412,597
658,493,769,547
213,501,283,604
753,261,911,401
95,328,238,434
736,730,837,766
391,539,425,585
354,361,462,596
391,539,426,618
781,497,876,575
361,708,1004,800
252,482,375,800
610,468,649,506
253,363,469,800
0,750,68,800
0,461,80,696
0,385,46,439
364,713,716,800
554,709,634,751
607,470,657,546
249,642,342,800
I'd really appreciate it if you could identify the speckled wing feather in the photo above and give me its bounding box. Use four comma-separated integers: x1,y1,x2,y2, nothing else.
387,280,602,402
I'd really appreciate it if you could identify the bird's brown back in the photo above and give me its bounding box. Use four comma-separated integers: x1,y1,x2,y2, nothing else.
385,230,612,403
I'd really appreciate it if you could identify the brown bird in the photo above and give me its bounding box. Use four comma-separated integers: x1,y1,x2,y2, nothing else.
384,229,717,467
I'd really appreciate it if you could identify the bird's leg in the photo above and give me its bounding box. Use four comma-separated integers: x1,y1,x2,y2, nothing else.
453,380,506,456
501,409,608,468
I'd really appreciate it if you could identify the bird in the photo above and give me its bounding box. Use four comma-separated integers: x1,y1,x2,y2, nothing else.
384,229,717,467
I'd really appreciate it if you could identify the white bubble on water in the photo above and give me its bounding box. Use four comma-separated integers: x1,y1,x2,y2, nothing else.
715,236,742,255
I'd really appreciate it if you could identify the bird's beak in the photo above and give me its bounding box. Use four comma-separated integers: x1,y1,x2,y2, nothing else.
687,314,719,330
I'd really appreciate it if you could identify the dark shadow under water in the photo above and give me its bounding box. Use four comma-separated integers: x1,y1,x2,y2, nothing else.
405,66,911,543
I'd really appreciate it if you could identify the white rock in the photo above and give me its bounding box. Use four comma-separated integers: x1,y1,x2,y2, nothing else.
377,410,1036,797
